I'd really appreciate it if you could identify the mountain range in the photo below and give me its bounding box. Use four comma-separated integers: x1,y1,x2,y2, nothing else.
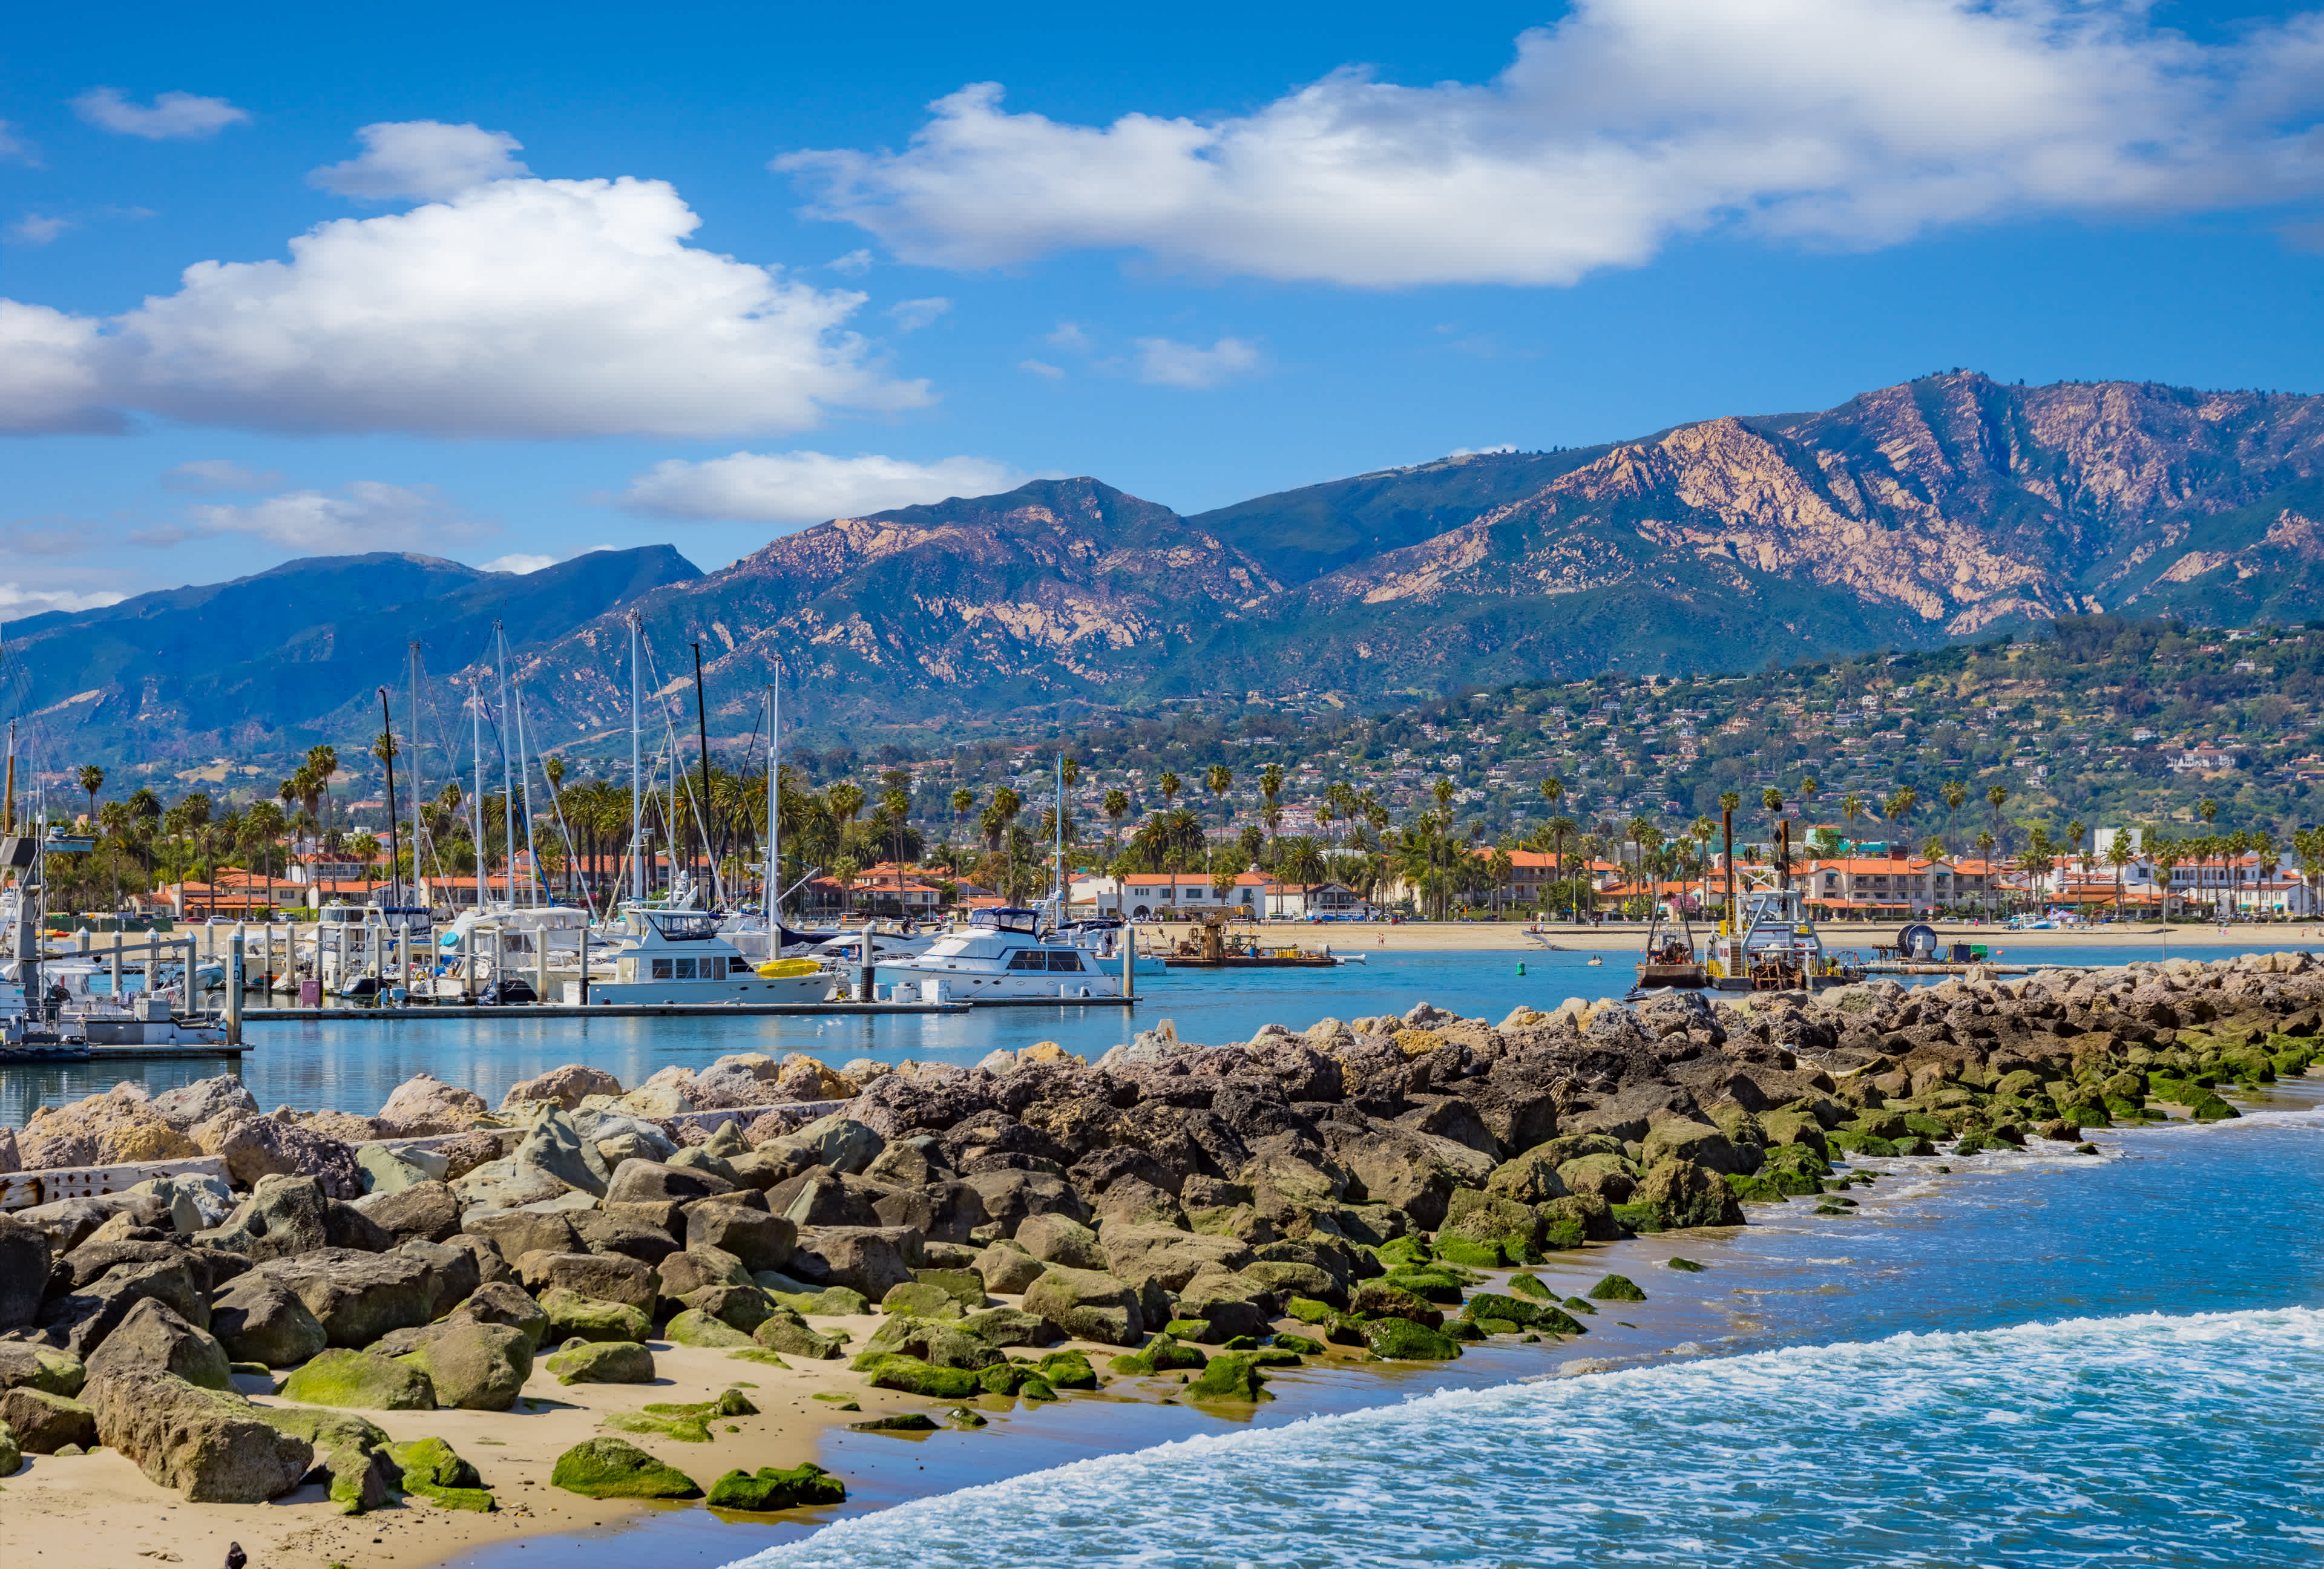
25,370,2324,778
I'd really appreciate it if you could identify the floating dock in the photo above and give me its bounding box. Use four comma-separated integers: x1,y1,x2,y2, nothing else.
241,998,972,1022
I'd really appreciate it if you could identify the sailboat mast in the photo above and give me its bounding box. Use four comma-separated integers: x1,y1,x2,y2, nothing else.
629,612,643,906
494,624,515,907
470,682,484,911
691,643,714,903
407,643,425,903
378,687,401,907
1053,752,1065,916
513,686,539,905
765,681,778,924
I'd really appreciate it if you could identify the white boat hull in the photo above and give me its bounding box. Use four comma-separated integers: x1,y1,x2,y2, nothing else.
583,972,835,1005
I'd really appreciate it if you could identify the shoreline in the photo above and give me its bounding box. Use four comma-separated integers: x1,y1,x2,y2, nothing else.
6,952,2319,1569
1153,919,2324,953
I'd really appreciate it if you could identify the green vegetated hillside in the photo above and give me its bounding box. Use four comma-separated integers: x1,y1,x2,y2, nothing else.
24,369,2324,784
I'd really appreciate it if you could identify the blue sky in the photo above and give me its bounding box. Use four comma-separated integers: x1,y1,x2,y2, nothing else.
4,0,2323,611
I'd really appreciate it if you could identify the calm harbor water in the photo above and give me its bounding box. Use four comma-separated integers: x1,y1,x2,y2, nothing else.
430,1078,2324,1569
3,940,2319,1128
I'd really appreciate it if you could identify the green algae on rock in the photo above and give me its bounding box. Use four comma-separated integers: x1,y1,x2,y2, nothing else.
550,1436,700,1499
706,1461,845,1512
280,1349,436,1411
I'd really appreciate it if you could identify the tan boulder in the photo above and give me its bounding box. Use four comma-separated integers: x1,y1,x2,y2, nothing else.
376,1075,488,1135
499,1064,623,1111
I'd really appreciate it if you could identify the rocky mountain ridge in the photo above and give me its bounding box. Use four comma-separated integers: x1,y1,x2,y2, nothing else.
19,370,2324,768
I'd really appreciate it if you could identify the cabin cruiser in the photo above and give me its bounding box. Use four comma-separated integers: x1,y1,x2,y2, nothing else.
865,906,1126,1000
587,909,835,1004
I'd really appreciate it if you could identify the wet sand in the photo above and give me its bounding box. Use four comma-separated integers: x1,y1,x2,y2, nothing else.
1152,919,2324,954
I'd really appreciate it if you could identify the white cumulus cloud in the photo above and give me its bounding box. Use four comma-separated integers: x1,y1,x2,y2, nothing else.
1134,336,1260,388
481,552,559,575
309,121,531,200
73,88,249,141
9,215,73,245
137,480,472,554
0,175,926,438
620,450,1027,525
777,0,2324,287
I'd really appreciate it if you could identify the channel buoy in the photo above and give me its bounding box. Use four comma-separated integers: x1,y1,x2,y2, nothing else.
1517,961,1527,976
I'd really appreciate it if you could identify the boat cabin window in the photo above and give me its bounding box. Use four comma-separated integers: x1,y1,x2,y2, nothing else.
1046,950,1084,972
972,908,1041,935
649,912,721,943
651,958,674,980
1006,949,1049,971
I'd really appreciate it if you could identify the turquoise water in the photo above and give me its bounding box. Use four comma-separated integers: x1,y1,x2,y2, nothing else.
5,941,2316,1127
432,1085,2324,1569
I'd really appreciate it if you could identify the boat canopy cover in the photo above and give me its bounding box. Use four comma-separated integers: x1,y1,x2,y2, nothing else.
648,911,723,942
970,908,1041,934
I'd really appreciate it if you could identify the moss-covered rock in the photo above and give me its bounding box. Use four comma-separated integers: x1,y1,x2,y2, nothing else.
1378,1266,1466,1305
706,1461,845,1512
537,1288,651,1345
753,1309,842,1361
1587,1274,1646,1303
727,1348,792,1369
2191,1093,2241,1122
666,1309,757,1348
1034,1349,1098,1389
1430,1235,1505,1268
957,1307,1054,1348
1272,1332,1322,1355
1827,1129,1902,1157
543,1341,654,1386
1285,1296,1335,1326
848,1412,937,1432
398,1320,531,1412
1506,1274,1553,1302
1462,1292,1586,1336
1350,1279,1443,1327
1362,1317,1462,1361
763,1284,871,1317
879,1281,965,1320
387,1436,494,1511
1184,1351,1274,1402
1724,1173,1791,1204
280,1349,436,1412
861,1315,999,1371
1019,1377,1058,1402
1373,1236,1431,1269
911,1268,988,1311
251,1407,392,1515
853,1353,979,1400
976,1360,1036,1396
550,1437,700,1499
1667,1257,1705,1273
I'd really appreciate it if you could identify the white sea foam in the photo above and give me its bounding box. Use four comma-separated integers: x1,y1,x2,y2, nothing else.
730,1308,2324,1568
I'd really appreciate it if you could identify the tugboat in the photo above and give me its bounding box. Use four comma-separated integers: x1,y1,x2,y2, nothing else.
1705,885,1864,991
1164,911,1342,969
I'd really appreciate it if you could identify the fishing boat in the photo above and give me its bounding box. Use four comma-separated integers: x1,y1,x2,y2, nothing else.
866,906,1124,1000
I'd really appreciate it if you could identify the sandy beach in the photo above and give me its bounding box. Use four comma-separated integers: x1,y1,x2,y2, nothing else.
1141,919,2324,954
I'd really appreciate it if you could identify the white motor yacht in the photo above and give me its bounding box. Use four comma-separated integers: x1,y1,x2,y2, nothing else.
586,909,835,1004
867,906,1125,1000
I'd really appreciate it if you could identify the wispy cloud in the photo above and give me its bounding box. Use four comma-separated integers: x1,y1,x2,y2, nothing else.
161,458,285,493
619,450,1030,525
0,583,126,614
308,121,530,201
887,296,952,332
136,480,478,553
1018,358,1066,379
72,87,249,140
8,215,73,246
1134,335,1261,389
0,123,38,166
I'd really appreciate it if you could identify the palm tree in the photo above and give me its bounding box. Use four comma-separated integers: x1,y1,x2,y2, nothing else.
2255,831,2281,920
1102,788,1129,857
1158,771,1182,813
1545,813,1578,922
1886,786,1918,861
1942,779,1968,855
2106,831,2134,917
2197,797,2219,916
1540,775,1564,828
77,764,103,828
1840,791,1864,851
1987,783,2009,858
306,745,340,847
1690,816,1716,917
951,786,976,828
1203,764,1234,847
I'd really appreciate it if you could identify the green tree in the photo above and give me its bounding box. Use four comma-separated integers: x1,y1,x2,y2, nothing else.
77,764,103,828
1942,779,1969,854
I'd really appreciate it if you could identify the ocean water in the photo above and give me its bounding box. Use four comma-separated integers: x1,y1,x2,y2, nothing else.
423,1087,2324,1569
741,1307,2324,1568
4,940,2316,1127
